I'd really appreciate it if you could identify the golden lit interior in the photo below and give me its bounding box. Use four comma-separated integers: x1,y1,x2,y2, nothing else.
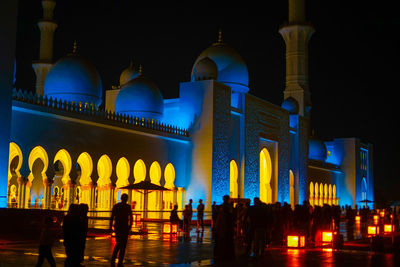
260,148,272,203
287,235,299,247
289,170,294,209
230,160,238,198
97,154,112,210
148,161,162,217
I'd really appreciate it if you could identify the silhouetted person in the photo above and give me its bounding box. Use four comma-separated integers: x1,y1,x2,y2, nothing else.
78,203,89,264
183,205,191,233
110,193,132,267
170,204,183,230
36,217,56,267
188,199,193,226
214,195,235,263
63,204,82,267
211,201,218,232
249,197,267,257
197,199,205,232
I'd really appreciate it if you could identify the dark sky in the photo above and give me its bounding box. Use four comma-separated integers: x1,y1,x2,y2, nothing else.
15,0,400,204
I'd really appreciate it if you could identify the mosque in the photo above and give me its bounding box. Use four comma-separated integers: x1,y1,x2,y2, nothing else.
0,0,373,217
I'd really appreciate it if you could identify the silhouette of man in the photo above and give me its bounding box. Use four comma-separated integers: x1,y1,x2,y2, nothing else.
197,199,205,232
110,193,133,267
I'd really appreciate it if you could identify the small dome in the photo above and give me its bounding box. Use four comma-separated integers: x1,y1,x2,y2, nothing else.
309,137,327,161
44,54,102,106
120,61,139,86
191,57,218,81
282,97,299,114
191,38,249,93
115,75,163,120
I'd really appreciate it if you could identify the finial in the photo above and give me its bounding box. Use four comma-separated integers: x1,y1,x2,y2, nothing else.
138,64,143,75
72,40,78,54
217,28,223,43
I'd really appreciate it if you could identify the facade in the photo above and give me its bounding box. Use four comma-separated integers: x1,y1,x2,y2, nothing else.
1,0,373,215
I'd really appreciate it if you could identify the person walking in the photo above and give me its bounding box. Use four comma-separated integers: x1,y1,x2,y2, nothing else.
78,203,89,265
63,204,82,267
36,217,57,267
196,199,205,232
110,193,133,267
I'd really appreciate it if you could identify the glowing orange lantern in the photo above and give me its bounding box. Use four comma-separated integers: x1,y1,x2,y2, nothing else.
384,224,393,234
322,231,333,243
287,235,306,248
368,225,379,236
355,215,361,222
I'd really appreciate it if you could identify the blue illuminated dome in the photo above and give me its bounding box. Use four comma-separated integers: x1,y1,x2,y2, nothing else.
44,54,102,106
309,137,327,161
281,97,299,114
120,61,139,86
191,37,249,93
115,75,163,120
191,57,218,81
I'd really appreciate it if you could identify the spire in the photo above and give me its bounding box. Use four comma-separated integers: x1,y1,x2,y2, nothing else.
138,64,143,75
217,28,223,43
72,40,78,54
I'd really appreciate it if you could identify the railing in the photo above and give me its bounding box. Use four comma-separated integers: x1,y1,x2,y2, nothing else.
12,88,189,137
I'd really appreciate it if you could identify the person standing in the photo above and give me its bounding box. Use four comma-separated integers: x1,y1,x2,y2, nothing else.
196,199,205,232
110,193,133,267
183,205,191,233
214,195,235,263
63,204,82,267
36,217,57,267
188,199,193,228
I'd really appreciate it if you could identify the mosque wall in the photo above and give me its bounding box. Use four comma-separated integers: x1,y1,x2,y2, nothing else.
244,94,290,203
10,100,190,189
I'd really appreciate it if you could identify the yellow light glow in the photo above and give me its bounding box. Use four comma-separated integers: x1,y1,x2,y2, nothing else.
355,216,361,222
149,161,161,185
380,211,385,218
287,235,299,248
133,159,146,183
230,160,239,198
260,148,272,204
322,231,333,243
116,157,130,188
299,236,305,247
368,226,378,236
164,163,175,189
384,224,393,233
163,222,171,234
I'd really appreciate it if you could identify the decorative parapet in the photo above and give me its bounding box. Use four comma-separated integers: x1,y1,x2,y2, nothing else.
12,89,189,137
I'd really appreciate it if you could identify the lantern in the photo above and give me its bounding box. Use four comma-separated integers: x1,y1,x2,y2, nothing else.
368,225,379,236
287,235,306,248
384,224,393,234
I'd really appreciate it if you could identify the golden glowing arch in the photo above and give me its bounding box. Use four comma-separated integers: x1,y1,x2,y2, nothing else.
230,160,239,198
116,157,130,188
8,142,23,180
54,149,72,185
164,163,175,189
289,170,294,208
97,154,112,187
28,146,49,182
260,148,272,203
149,161,161,185
310,182,314,196
133,159,146,183
77,152,93,186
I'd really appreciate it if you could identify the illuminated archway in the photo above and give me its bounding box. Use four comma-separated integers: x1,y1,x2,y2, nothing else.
28,146,49,208
115,157,130,205
309,182,314,206
361,177,367,201
54,149,72,185
289,170,294,209
133,159,146,183
52,149,72,209
77,152,93,206
319,183,323,206
163,163,176,212
314,183,319,206
333,184,337,205
323,184,328,204
97,155,112,210
8,142,23,180
149,161,162,216
8,142,23,207
260,148,272,203
230,160,239,198
328,184,332,205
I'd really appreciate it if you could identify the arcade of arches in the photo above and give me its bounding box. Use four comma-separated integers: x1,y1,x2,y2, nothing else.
309,182,338,207
6,142,184,218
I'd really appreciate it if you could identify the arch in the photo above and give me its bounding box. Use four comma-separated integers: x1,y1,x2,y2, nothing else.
54,149,72,185
149,161,161,185
133,159,146,183
319,183,323,206
164,163,175,189
289,170,294,209
28,146,49,183
230,160,239,198
309,182,314,206
328,184,332,205
314,182,319,198
333,184,337,205
260,148,272,203
116,157,130,188
77,152,93,186
97,154,112,187
324,184,328,204
361,177,367,200
8,142,23,180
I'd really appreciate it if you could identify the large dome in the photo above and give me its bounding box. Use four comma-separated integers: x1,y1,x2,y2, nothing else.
115,75,163,120
309,137,327,161
191,39,249,93
44,54,102,106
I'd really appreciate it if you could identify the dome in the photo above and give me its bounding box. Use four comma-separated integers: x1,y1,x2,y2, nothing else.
309,137,327,161
282,97,299,114
120,61,139,86
191,39,249,93
191,57,218,81
44,54,102,106
115,75,163,120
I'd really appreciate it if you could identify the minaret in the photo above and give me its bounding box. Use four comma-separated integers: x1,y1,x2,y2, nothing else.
32,0,57,96
279,0,314,117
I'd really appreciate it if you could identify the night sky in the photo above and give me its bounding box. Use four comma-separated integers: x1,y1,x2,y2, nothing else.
14,0,399,205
